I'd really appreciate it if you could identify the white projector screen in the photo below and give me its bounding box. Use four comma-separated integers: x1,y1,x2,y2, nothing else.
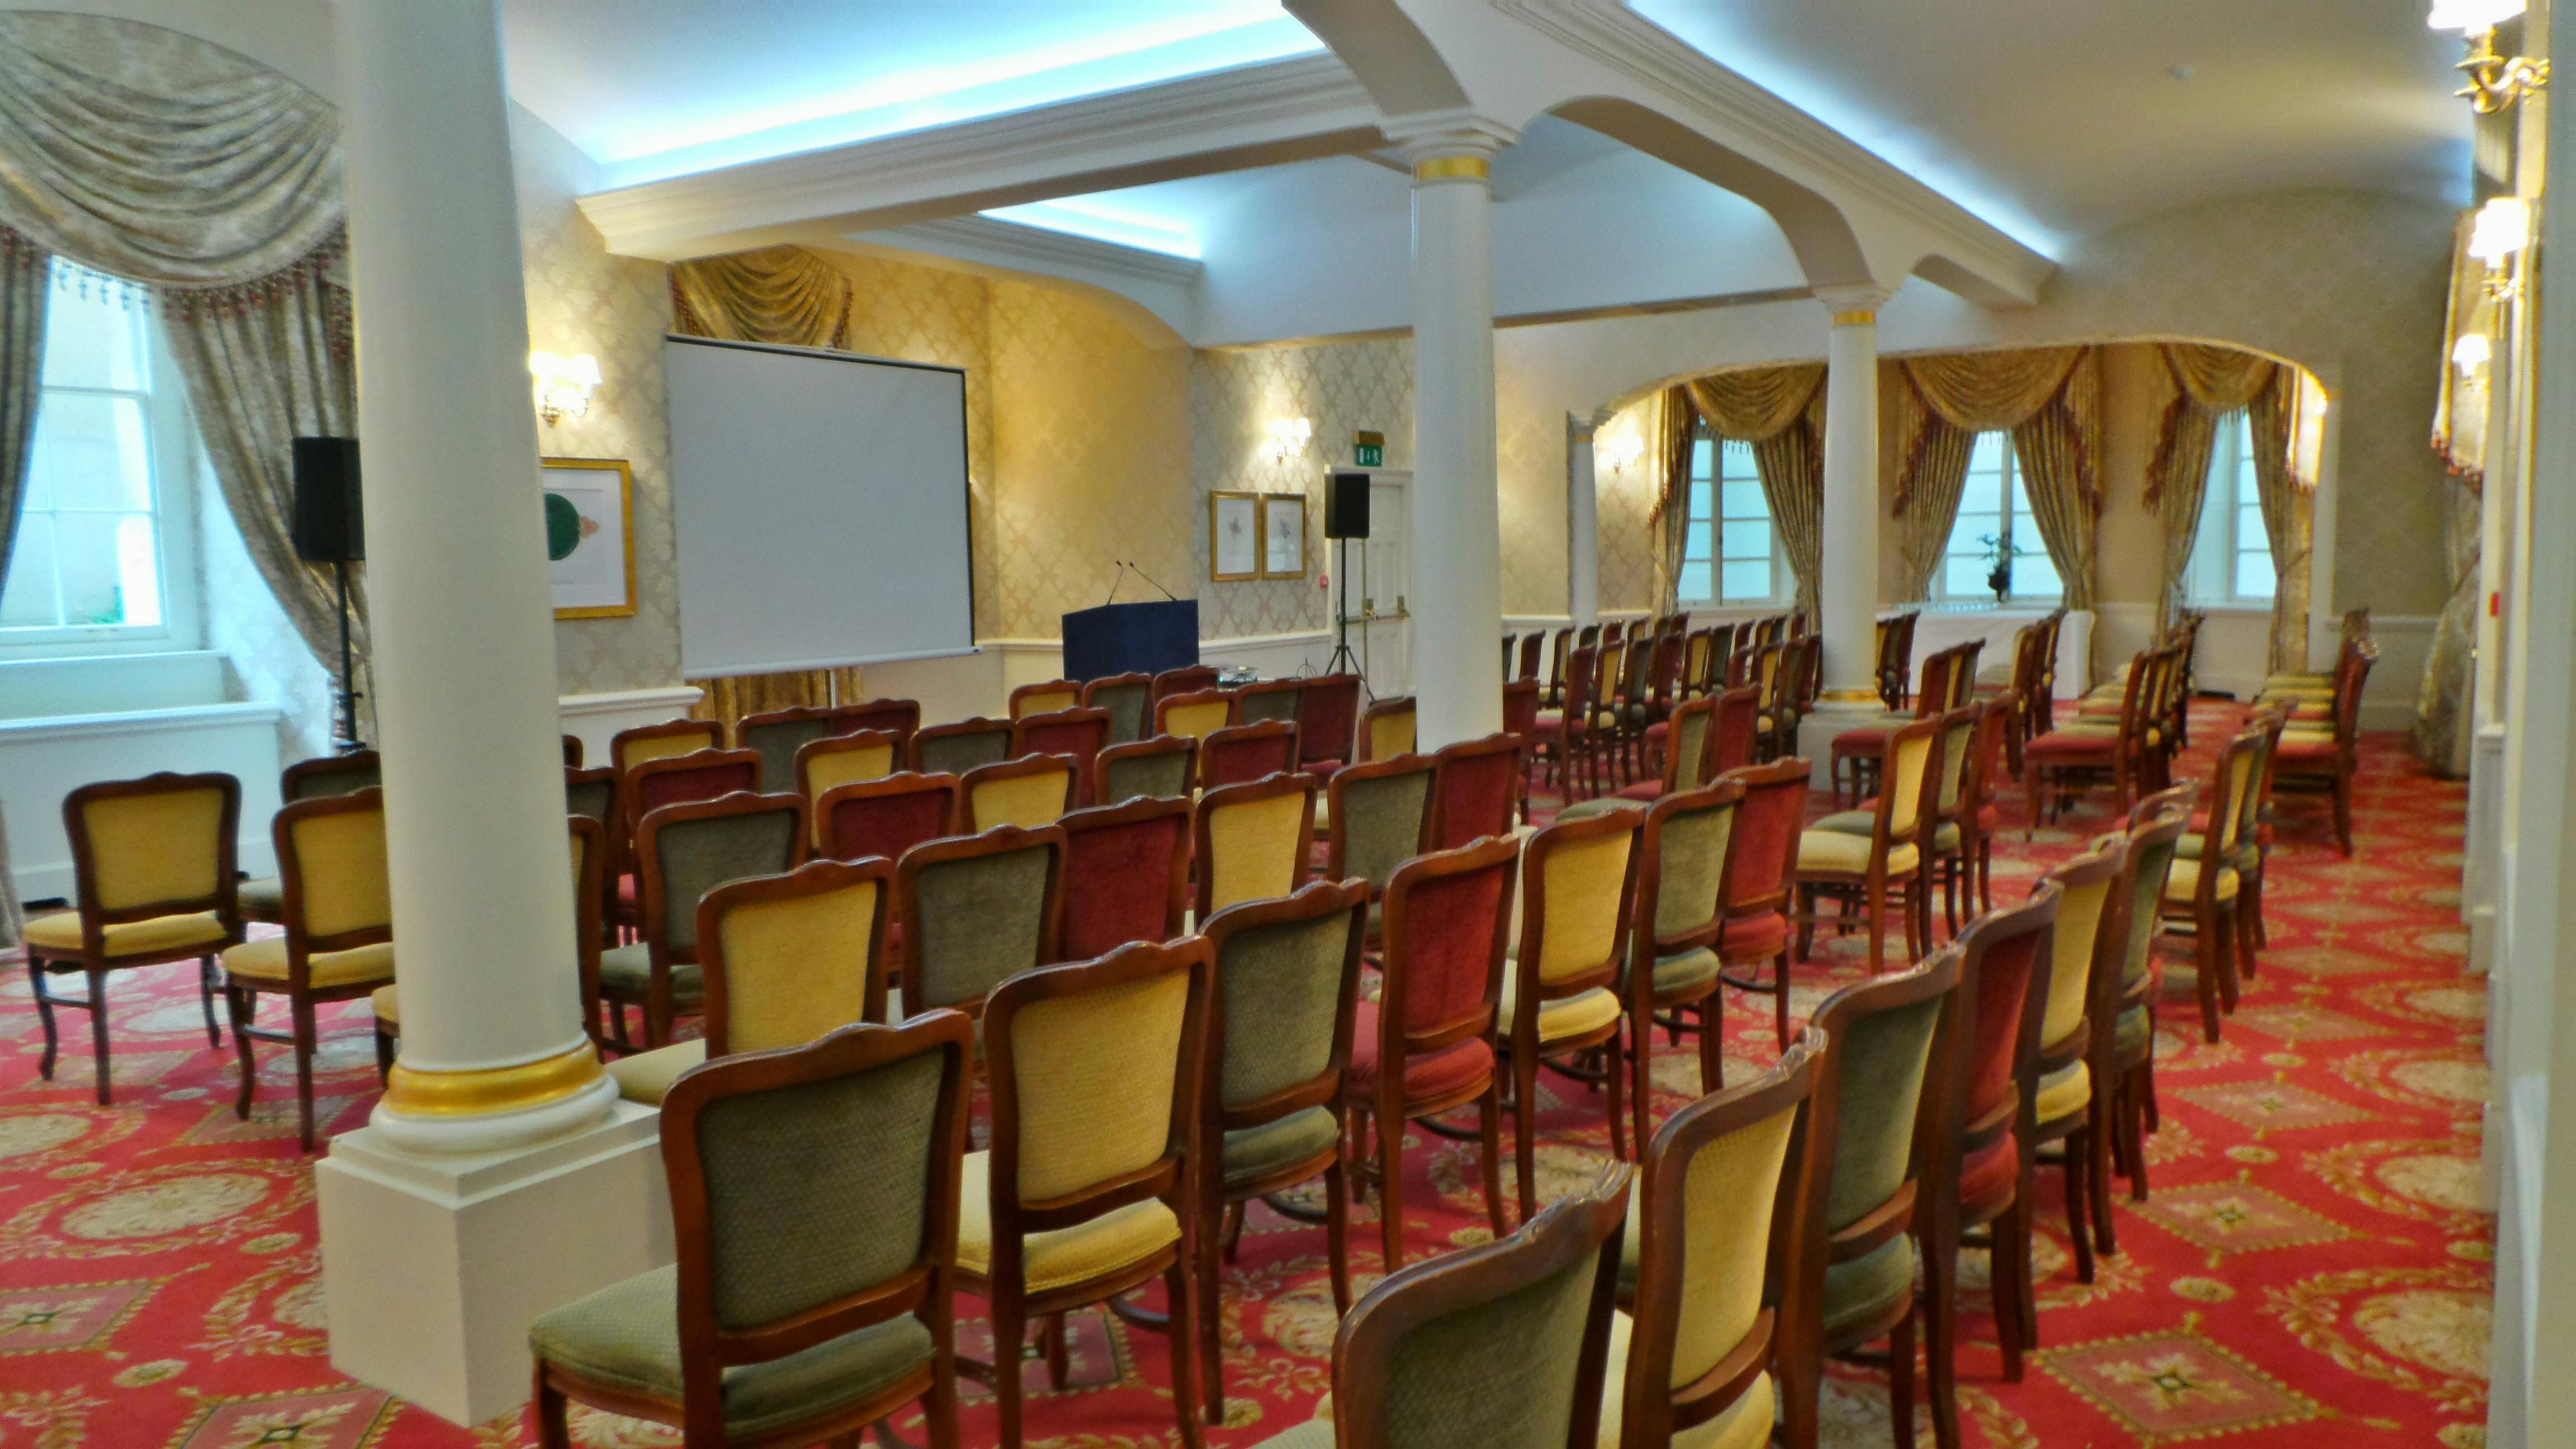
664,336,976,677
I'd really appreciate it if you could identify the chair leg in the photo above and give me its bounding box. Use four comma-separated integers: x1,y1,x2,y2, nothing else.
1774,949,1793,1053
1478,1086,1508,1239
1041,1314,1067,1391
1699,995,1725,1095
1997,1197,2030,1381
1324,1157,1352,1316
533,1369,574,1449
2121,1066,2153,1202
25,958,63,1081
1377,1097,1407,1272
2063,1130,2095,1285
198,956,223,1048
291,996,319,1152
1166,1254,1206,1449
1200,1194,1227,1422
86,967,113,1105
1924,1222,1962,1449
2236,882,2261,981
2194,922,2223,1044
1627,1017,1652,1167
2332,775,2355,855
373,1025,395,1085
228,986,258,1119
1513,1051,1540,1224
991,1295,1026,1449
2213,903,2241,1014
1888,1302,1917,1449
2087,1095,2120,1254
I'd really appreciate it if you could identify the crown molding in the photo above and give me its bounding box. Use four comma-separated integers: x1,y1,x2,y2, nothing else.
865,216,1205,286
579,54,1385,261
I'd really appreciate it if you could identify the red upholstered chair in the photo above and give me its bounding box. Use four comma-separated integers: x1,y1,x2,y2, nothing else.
1536,645,1603,800
1514,631,1544,681
1502,677,1543,822
1011,707,1112,798
1294,673,1363,776
1427,733,1522,850
1712,759,1810,1052
1151,664,1219,709
1199,720,1299,790
1056,796,1191,960
815,773,962,866
830,697,921,750
795,731,903,846
619,749,762,926
1348,834,1516,1270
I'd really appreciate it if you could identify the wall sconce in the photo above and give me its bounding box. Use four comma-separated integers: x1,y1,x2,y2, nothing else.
2452,330,2493,377
529,350,601,427
2428,0,2549,113
1598,432,1645,472
1265,415,1314,464
2469,195,2532,299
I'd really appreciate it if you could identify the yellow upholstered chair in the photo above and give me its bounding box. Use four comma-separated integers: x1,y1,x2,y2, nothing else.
604,856,892,1105
1796,715,1944,973
2024,837,2130,1292
960,939,1210,1449
601,792,806,1050
1503,810,1642,1217
2165,729,2261,1043
1358,695,1418,764
1009,679,1082,721
240,751,381,924
1191,772,1316,921
221,788,396,1150
23,771,243,1102
612,718,723,774
959,754,1078,832
1156,688,1237,743
795,728,901,844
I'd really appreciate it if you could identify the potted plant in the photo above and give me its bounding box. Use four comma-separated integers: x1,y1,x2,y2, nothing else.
1978,534,2029,605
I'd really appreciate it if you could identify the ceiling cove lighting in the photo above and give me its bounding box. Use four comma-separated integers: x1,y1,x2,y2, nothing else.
978,197,1202,259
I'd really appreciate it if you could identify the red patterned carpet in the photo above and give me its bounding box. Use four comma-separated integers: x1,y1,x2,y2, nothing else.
0,707,2490,1448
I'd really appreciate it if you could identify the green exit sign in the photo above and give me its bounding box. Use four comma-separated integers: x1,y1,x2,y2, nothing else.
1353,430,1384,467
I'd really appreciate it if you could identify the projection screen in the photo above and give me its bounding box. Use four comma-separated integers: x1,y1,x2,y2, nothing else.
664,335,976,677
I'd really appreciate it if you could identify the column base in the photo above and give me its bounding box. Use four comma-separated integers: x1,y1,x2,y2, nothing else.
316,1102,672,1427
1796,696,1890,764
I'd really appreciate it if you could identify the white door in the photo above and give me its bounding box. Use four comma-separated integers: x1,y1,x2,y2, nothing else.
1358,475,1409,698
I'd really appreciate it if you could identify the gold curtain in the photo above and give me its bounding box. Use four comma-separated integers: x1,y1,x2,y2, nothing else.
2419,212,2492,772
1682,366,1827,622
1651,389,1697,614
0,229,42,605
1895,347,2097,610
689,666,866,739
671,245,854,349
2144,343,2288,633
2433,211,2492,494
1891,377,1974,601
2009,350,2103,613
2245,370,2311,672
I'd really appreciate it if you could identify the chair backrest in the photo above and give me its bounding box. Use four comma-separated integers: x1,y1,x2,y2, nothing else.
1429,733,1521,850
909,717,1012,776
274,788,391,967
565,765,618,829
1872,717,1945,849
1719,758,1808,920
2239,703,2290,840
2032,839,2125,1060
1619,636,1658,707
1517,631,1545,681
1152,664,1219,707
1057,796,1192,960
2117,807,2190,995
1008,679,1081,721
1514,810,1639,1016
282,750,381,802
1194,772,1317,917
1325,755,1437,898
562,735,585,768
1202,719,1300,789
613,718,724,774
1095,735,1197,806
815,772,960,868
960,753,1078,832
1962,696,2014,828
62,770,240,931
1547,628,1573,694
1913,645,1961,722
1379,834,1517,1052
1618,1034,1817,1449
796,731,902,829
1288,675,1370,768
567,815,607,1026
1704,684,1761,777
1011,707,1111,776
1157,688,1237,742
1933,705,1981,820
1361,696,1418,764
1949,882,2062,1188
1560,645,1599,722
698,857,892,1050
829,697,921,748
1631,780,1745,971
627,749,764,839
2330,643,2379,750
1079,672,1154,746
636,792,807,960
896,824,1064,1014
1945,640,1983,708
1502,677,1542,740
736,707,834,794
1203,878,1367,1126
1650,632,1685,703
1682,629,1715,699
1329,1164,1632,1449
656,1012,970,1447
1577,622,1602,652
1235,676,1305,726
1660,697,1717,794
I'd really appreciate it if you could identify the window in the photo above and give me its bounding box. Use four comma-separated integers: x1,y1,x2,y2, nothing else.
1,264,196,648
1936,432,2061,604
1677,432,1787,607
2187,412,2276,604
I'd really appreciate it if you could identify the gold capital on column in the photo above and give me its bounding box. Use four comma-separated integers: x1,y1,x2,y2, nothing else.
1414,154,1490,183
1831,309,1877,327
381,1040,604,1116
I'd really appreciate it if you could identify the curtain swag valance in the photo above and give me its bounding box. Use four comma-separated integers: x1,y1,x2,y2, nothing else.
1657,366,1829,621
672,245,855,351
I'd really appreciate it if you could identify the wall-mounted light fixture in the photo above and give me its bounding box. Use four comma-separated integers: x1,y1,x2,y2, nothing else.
2429,0,2549,113
2469,195,2533,299
1265,415,1314,464
1598,430,1646,473
529,350,601,427
2452,330,2494,377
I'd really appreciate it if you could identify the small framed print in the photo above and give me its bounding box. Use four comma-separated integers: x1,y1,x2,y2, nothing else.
1259,493,1307,579
1210,490,1261,581
542,457,636,619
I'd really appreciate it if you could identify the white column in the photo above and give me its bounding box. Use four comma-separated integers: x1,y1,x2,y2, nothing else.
1815,289,1891,707
339,0,611,1151
1566,413,1600,628
1398,120,1514,749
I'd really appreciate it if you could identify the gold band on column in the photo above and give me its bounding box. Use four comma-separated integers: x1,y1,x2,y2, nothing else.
1831,309,1877,327
1414,155,1490,183
381,1040,604,1117
1820,687,1884,704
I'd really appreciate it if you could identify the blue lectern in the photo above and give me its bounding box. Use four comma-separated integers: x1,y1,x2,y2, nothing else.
1062,599,1199,683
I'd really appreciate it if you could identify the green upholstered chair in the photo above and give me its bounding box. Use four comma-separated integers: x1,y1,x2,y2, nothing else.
564,765,618,831
735,705,834,794
220,788,394,1150
1095,735,1196,807
960,939,1211,1449
1236,676,1306,726
531,1012,972,1449
959,753,1078,832
1614,779,1745,1153
1796,714,1945,974
240,751,382,924
605,856,893,1106
1774,950,1962,1449
1196,878,1369,1422
1606,1034,1817,1449
600,792,806,1050
2108,801,2190,1205
2024,839,2129,1295
1322,755,1434,936
910,717,1012,776
1194,772,1316,921
1080,671,1155,746
893,824,1063,1020
1243,1163,1632,1449
24,771,242,1102
1502,810,1642,1213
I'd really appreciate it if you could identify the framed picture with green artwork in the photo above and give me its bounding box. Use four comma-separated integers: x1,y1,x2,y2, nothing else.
542,457,635,619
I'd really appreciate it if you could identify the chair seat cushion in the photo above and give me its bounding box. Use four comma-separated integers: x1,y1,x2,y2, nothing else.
1346,1001,1495,1102
2024,731,2115,759
1796,830,1919,877
2174,835,2260,870
598,944,704,1004
371,984,399,1027
2164,857,2239,902
2274,737,2338,763
1640,944,1722,997
1555,797,1646,824
1958,1132,2019,1211
2265,672,2332,689
607,1041,705,1106
1300,760,1346,782
1720,912,1789,962
528,1264,934,1441
1822,1234,1915,1339
24,909,229,960
1222,1106,1341,1187
2035,1058,2090,1124
1830,720,1905,757
239,878,284,921
1813,810,1959,853
221,936,394,989
1498,974,1623,1044
956,1150,1182,1294
1643,721,1669,749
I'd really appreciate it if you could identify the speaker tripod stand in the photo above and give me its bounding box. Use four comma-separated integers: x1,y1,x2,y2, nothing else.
1327,536,1362,679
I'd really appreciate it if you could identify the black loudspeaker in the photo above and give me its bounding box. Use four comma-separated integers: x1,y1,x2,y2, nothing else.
1324,470,1371,540
291,437,364,564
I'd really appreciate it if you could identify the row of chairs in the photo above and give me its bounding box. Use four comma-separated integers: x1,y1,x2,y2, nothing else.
2252,613,2378,854
1535,627,1817,801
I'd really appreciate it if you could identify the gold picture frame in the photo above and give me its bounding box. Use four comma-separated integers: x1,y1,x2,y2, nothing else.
542,457,637,619
1210,490,1262,581
1259,493,1307,579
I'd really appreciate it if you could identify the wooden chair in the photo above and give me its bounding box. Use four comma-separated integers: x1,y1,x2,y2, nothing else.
2024,838,2130,1287
1008,679,1081,721
1543,627,1574,709
2028,647,2170,831
1156,688,1238,743
1536,645,1603,799
1616,779,1747,1149
242,751,383,922
1235,676,1305,726
611,718,723,774
1428,733,1522,849
2271,642,2376,854
1323,755,1436,935
830,697,922,750
1057,797,1191,960
1095,735,1197,805
1797,716,1945,974
1501,810,1643,1213
910,717,1013,776
1201,719,1300,789
959,754,1078,833
562,735,585,768
23,771,241,1101
1010,707,1111,792
624,748,763,845
1197,880,1369,1421
1594,693,1716,807
1357,695,1418,765
1711,757,1810,1058
1239,1163,1631,1449
1348,835,1516,1270
735,704,835,793
1080,671,1155,746
795,730,902,844
1939,697,2016,927
1192,772,1316,921
2165,728,2263,1042
1516,630,1545,682
2107,804,2190,1205
896,824,1064,1024
814,773,961,866
602,792,806,1049
962,940,1210,1449
1830,642,1964,809
531,1013,970,1449
1502,679,1543,820
1151,664,1219,708
220,788,395,1149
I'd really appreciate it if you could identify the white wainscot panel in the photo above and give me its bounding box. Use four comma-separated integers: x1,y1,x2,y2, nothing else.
558,687,704,766
2,704,285,904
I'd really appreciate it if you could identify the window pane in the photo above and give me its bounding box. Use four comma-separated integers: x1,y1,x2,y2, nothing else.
116,514,163,627
1944,555,1990,596
1689,479,1713,522
1958,472,2002,515
1717,439,1755,477
51,512,144,624
1968,431,2007,472
1685,519,1715,565
2013,550,2063,599
1722,517,1772,561
1720,560,1770,602
1689,437,1712,480
31,393,153,510
1679,560,1713,602
2235,555,2276,599
2237,504,2269,551
39,278,151,392
1718,479,1767,520
0,515,58,626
